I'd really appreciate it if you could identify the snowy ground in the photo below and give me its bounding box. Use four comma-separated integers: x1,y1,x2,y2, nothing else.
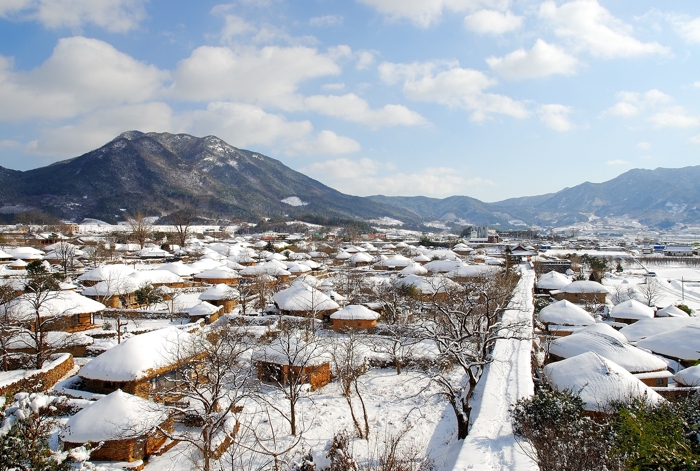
450,265,538,471
604,263,700,312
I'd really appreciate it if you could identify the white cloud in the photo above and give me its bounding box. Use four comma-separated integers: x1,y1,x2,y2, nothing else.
539,0,669,59
302,93,427,127
187,101,359,155
538,104,574,131
322,82,345,91
694,81,700,88
602,89,673,117
486,39,580,80
172,45,340,107
219,14,256,41
188,102,313,148
289,130,360,155
26,102,177,157
0,0,147,32
309,15,343,27
0,36,167,121
666,14,700,44
636,142,651,150
357,0,507,28
649,108,700,128
379,60,528,122
303,158,493,197
356,50,377,70
606,159,630,165
463,9,523,35
691,134,700,144
0,139,21,149
302,157,387,180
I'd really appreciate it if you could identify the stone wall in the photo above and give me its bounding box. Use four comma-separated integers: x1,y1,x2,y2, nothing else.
0,353,74,396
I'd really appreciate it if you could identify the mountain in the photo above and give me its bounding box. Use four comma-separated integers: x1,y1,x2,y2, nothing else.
0,131,414,224
2,131,700,229
370,166,700,228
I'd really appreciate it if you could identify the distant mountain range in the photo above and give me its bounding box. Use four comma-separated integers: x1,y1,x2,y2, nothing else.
1,131,699,230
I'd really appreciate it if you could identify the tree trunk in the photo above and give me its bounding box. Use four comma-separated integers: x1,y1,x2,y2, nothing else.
355,380,370,440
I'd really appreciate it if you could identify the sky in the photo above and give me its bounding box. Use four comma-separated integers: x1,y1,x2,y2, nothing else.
1,0,700,203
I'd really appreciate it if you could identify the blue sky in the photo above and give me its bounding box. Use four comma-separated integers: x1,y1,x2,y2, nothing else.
1,0,700,202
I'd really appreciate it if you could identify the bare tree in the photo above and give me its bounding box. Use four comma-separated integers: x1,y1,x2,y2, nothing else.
125,211,153,249
329,330,371,440
254,325,325,436
52,241,77,278
159,326,255,471
172,203,199,248
0,284,20,371
636,278,662,307
418,269,522,439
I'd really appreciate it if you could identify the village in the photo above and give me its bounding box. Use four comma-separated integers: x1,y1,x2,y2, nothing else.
0,220,699,471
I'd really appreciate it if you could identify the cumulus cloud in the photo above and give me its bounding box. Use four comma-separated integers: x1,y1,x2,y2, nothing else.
649,107,700,128
0,36,167,121
636,142,651,150
691,134,700,144
289,130,360,155
486,39,580,80
26,102,177,158
539,0,669,59
172,45,340,107
356,50,377,70
602,89,672,117
463,9,523,35
309,14,343,27
187,101,359,155
664,13,700,44
0,0,147,32
538,104,574,131
302,157,388,180
379,60,528,122
302,93,427,127
357,0,507,28
303,157,493,197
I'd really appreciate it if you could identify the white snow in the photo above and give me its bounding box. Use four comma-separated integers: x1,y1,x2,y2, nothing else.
281,196,309,207
451,265,538,471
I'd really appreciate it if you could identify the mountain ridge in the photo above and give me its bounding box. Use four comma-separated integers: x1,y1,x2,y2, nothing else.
1,131,699,229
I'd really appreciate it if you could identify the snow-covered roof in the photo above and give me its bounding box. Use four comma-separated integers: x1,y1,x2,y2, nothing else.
77,264,136,283
549,331,668,373
580,323,628,343
395,274,461,295
7,247,44,260
399,262,428,276
423,259,465,273
61,390,168,443
543,352,663,412
655,304,689,318
536,271,571,290
381,255,412,268
158,261,197,277
78,327,196,381
186,301,222,316
193,267,241,280
610,299,654,320
619,317,700,342
637,325,700,361
560,280,608,294
674,365,700,387
188,259,225,273
3,290,105,321
273,282,339,312
538,300,595,326
348,252,374,264
199,283,239,301
7,330,93,350
330,305,380,321
252,337,329,366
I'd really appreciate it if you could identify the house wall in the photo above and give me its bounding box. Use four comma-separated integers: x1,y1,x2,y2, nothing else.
0,353,74,396
331,318,377,332
556,292,606,304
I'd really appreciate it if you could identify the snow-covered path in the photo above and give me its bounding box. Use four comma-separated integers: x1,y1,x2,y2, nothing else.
450,264,538,470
